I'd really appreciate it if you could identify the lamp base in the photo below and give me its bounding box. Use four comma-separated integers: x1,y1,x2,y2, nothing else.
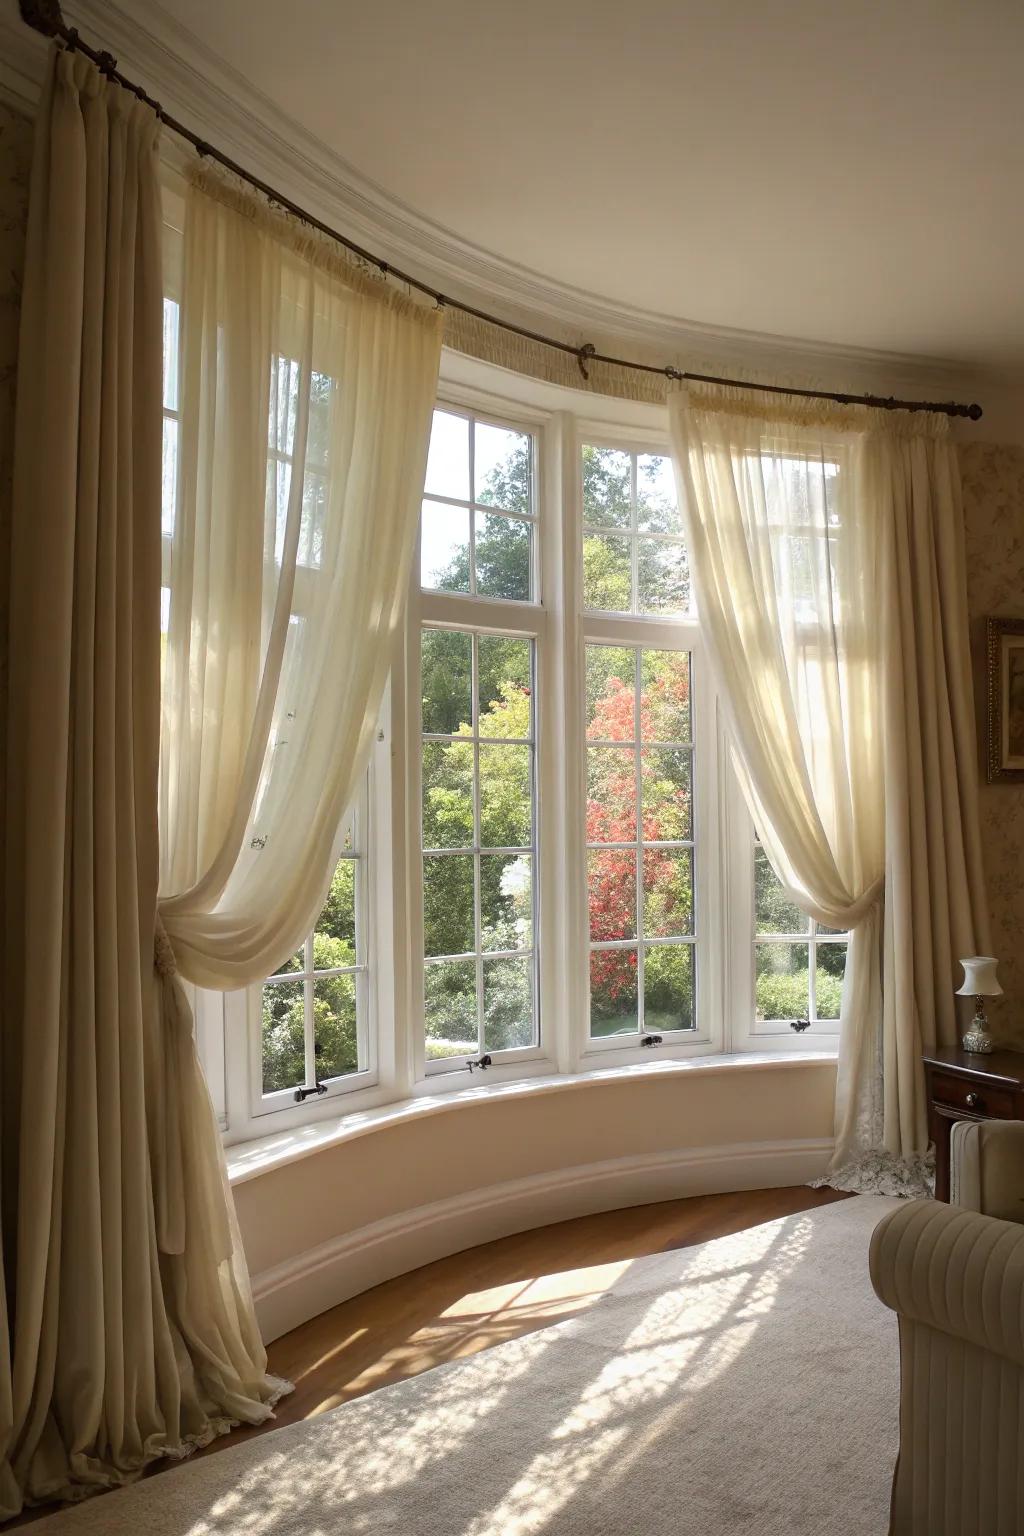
962,1026,995,1055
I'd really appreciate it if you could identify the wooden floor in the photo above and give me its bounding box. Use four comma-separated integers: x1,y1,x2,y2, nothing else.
198,1184,849,1463
15,1184,848,1525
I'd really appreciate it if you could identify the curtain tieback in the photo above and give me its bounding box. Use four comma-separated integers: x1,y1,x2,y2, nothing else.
154,911,178,978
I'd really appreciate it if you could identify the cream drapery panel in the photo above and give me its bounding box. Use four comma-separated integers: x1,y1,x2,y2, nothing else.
1,49,284,1520
669,389,989,1191
1,51,441,1518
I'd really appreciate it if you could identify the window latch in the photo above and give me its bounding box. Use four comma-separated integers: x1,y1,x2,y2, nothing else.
294,1081,328,1102
467,1054,493,1072
640,1034,663,1048
790,1019,812,1033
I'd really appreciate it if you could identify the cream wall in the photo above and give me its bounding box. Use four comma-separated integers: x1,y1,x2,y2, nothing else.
230,1059,839,1338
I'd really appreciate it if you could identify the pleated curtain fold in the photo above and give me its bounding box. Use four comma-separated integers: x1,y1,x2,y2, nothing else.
669,390,990,1191
1,46,441,1519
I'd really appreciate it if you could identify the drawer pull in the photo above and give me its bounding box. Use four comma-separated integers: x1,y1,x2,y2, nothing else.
965,1091,983,1110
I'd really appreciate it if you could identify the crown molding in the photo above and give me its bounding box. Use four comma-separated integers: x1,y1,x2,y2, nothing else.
3,0,1016,409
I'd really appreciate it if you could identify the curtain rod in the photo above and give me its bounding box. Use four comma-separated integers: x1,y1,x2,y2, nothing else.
20,0,984,422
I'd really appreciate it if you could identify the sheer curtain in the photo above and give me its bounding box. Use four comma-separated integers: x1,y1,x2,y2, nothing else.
150,169,442,1388
669,389,989,1192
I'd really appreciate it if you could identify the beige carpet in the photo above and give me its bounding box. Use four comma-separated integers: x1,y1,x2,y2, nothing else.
37,1195,900,1535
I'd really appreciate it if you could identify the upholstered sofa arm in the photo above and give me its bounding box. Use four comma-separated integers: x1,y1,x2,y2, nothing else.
950,1119,1024,1222
870,1199,1024,1370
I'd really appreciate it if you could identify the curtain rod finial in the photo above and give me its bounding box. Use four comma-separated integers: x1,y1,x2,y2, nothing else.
19,0,66,38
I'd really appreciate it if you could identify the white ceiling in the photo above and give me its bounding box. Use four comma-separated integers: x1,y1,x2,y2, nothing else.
136,0,1024,369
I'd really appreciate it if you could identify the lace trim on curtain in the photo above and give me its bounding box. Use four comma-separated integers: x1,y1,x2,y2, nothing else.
678,382,953,438
189,166,444,330
44,1376,294,1509
811,1148,936,1200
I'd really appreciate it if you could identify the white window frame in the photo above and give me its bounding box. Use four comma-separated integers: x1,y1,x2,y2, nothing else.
572,422,722,1068
220,720,396,1144
405,393,557,1089
170,349,836,1144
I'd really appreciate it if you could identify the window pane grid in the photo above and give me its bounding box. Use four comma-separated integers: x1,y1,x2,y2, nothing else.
422,627,538,1064
261,837,368,1096
581,444,689,616
422,409,536,601
753,836,848,1024
586,644,695,1039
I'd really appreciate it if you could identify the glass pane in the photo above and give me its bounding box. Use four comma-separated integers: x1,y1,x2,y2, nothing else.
475,422,530,513
641,749,692,842
483,955,534,1052
637,538,689,615
588,848,636,942
422,742,474,850
269,356,300,454
475,513,531,601
161,415,177,537
816,943,848,1020
299,469,327,568
162,297,179,411
644,943,694,1031
590,948,638,1037
583,533,632,612
424,958,477,1060
641,650,691,744
425,408,470,501
267,457,291,565
478,636,532,739
306,370,333,469
636,453,682,534
754,846,809,934
755,942,810,1022
586,645,635,742
313,974,358,1080
481,853,532,952
314,857,356,960
479,744,531,849
582,445,632,529
421,500,470,592
421,629,472,735
587,746,637,843
423,854,475,957
261,978,306,1094
643,848,693,938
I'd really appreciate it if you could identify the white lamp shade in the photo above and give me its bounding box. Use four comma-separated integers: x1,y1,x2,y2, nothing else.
956,956,1003,998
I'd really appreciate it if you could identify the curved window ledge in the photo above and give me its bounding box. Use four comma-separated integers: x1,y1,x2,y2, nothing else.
226,1050,838,1188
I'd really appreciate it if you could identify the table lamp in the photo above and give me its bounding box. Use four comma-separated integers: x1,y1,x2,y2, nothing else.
956,956,1002,1054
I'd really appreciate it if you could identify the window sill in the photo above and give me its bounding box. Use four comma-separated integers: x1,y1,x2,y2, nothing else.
225,1049,838,1187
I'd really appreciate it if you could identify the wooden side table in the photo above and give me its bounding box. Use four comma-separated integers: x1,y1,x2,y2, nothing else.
924,1046,1024,1201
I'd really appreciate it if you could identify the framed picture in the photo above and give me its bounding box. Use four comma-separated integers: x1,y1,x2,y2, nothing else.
987,617,1024,782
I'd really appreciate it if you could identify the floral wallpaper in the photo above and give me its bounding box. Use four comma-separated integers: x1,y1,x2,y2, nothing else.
961,439,1024,1047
